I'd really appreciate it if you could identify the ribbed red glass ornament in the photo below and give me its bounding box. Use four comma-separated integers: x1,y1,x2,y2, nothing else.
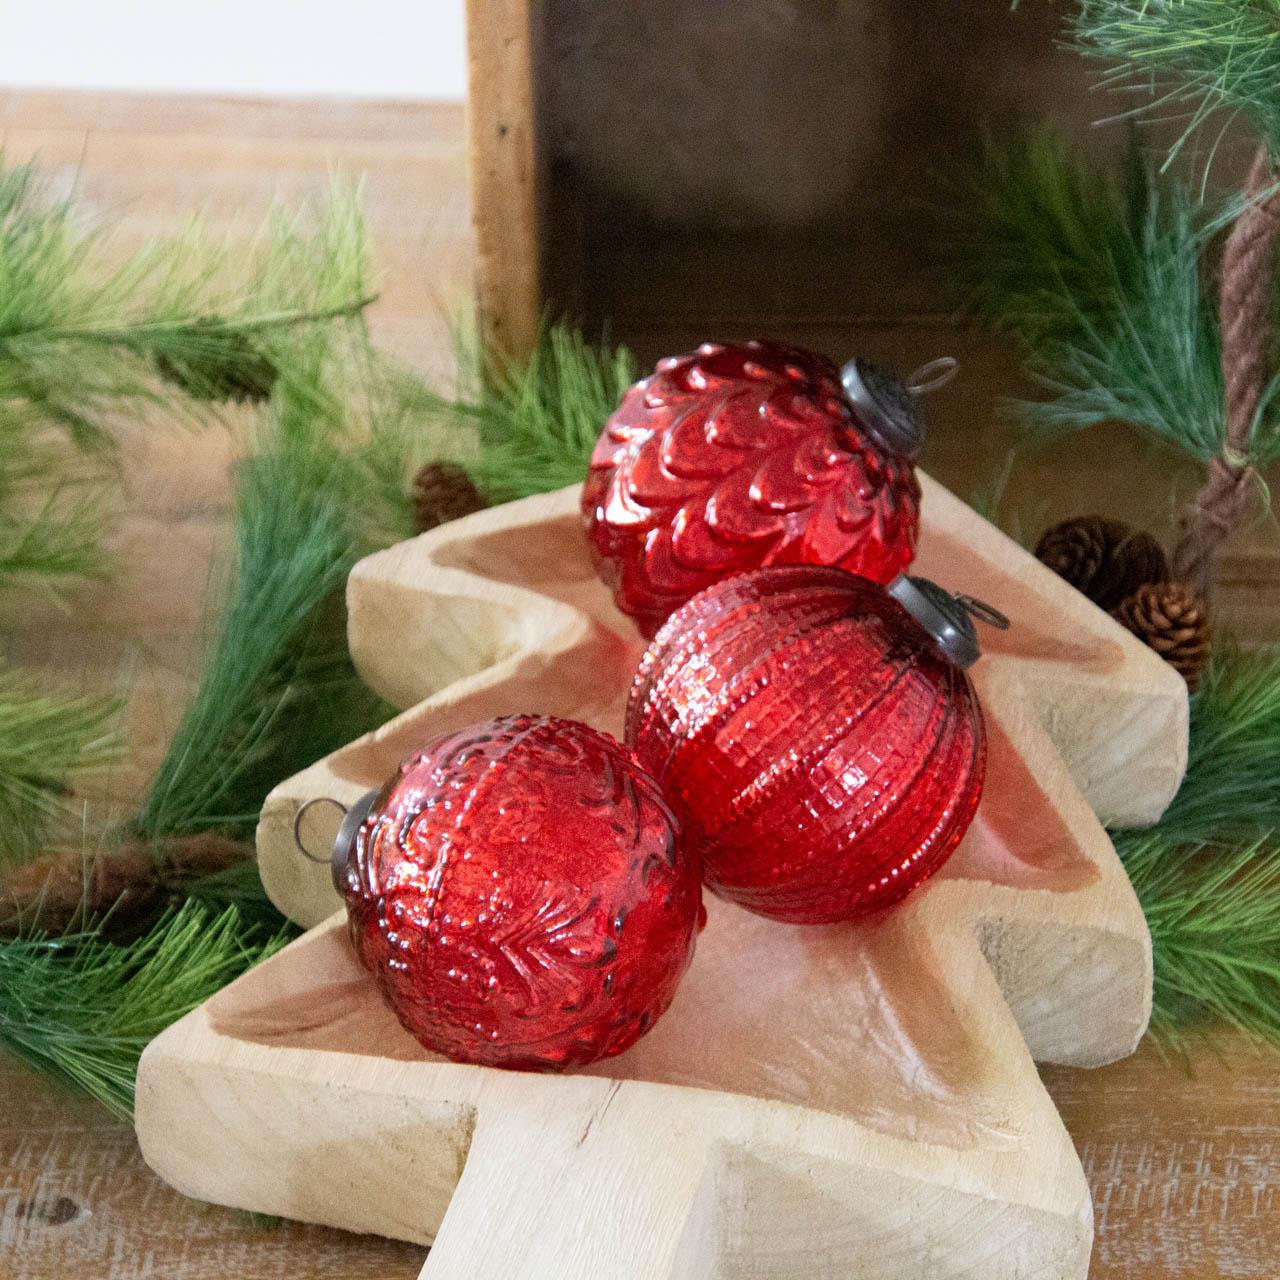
582,340,921,637
339,715,704,1070
625,567,986,924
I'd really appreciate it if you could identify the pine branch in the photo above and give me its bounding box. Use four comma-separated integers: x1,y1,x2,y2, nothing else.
0,901,291,1118
0,398,112,597
438,321,635,502
1018,176,1234,460
1107,641,1280,1044
132,332,441,841
1074,0,1280,162
0,670,118,867
1118,830,1280,1045
0,158,374,439
950,130,1280,466
0,834,251,939
0,488,106,596
948,127,1154,345
1158,638,1280,842
0,171,400,1119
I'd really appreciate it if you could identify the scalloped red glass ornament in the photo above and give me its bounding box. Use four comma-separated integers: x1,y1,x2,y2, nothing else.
626,567,986,924
338,715,704,1070
582,340,921,637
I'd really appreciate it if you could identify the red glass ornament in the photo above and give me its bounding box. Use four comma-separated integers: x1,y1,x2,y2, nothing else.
338,714,704,1070
582,339,922,637
625,567,987,924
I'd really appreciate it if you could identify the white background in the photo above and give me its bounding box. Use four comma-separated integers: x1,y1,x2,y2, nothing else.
0,0,468,100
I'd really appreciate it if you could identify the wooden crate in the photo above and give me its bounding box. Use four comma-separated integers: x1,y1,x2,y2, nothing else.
465,0,1209,366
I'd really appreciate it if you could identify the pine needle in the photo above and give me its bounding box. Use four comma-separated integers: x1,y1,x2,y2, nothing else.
441,321,635,502
1017,176,1236,462
1160,639,1280,841
0,169,406,1118
949,128,1280,466
947,127,1154,345
1107,640,1280,1045
133,466,372,838
1073,0,1280,163
133,329,444,841
0,670,118,866
0,901,291,1117
0,483,106,596
0,159,372,437
1118,831,1280,1045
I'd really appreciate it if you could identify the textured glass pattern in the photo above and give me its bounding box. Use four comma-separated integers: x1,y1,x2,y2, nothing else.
582,339,920,637
340,715,704,1070
626,567,986,924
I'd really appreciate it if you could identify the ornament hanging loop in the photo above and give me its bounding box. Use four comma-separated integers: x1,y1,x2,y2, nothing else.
293,791,379,891
293,796,348,864
954,594,1010,631
904,356,959,398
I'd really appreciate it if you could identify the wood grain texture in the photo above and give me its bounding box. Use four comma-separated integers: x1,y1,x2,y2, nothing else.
135,477,1188,1277
0,1057,426,1280
467,0,542,360
0,87,1277,1279
1046,1043,1280,1279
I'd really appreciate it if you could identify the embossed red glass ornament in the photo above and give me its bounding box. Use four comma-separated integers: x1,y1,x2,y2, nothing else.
626,567,1006,924
583,340,949,637
335,714,703,1070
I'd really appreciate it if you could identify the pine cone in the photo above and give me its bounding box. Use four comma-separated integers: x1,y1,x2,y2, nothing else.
0,833,250,940
1035,516,1169,612
412,462,485,532
155,319,278,404
1112,581,1211,691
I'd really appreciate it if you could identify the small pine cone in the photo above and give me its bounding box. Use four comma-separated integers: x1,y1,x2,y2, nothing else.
0,833,250,940
1112,582,1211,691
155,319,278,404
1035,516,1169,612
412,462,485,532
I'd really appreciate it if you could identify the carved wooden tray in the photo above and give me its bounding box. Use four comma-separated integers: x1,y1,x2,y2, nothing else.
136,475,1188,1279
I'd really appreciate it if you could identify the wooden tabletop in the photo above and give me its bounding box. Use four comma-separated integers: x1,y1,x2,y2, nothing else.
0,90,1276,1279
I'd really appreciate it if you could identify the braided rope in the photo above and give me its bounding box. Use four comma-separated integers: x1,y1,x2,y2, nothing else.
1173,148,1277,593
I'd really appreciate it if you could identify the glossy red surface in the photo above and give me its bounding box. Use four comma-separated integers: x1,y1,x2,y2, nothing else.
583,339,920,637
626,567,986,924
339,715,704,1070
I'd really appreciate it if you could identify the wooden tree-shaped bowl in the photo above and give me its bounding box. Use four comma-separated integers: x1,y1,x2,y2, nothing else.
136,475,1187,1279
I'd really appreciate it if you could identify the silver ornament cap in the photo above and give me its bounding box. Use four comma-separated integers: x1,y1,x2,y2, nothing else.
888,575,1009,669
331,788,379,892
840,355,958,462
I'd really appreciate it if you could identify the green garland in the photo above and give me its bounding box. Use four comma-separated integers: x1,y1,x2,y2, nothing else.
0,327,445,1113
0,673,117,868
1116,642,1280,1046
0,901,289,1117
0,160,375,862
0,165,430,1116
946,127,1272,464
2,150,1279,1122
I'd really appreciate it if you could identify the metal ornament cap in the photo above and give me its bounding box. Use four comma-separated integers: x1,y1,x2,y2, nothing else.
888,575,1009,669
841,358,925,460
331,789,379,892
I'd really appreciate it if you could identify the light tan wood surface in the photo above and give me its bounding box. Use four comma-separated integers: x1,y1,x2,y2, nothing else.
137,478,1185,1278
0,89,1277,1280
